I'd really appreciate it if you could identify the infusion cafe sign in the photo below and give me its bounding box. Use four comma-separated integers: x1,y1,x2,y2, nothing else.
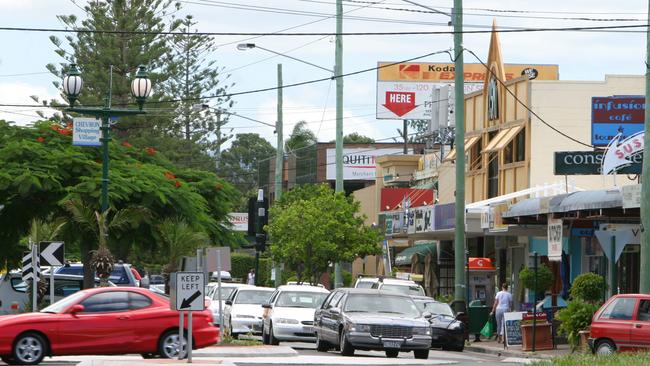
601,131,644,175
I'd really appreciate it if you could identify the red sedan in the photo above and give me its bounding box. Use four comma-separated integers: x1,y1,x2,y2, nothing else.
589,294,650,355
0,287,218,365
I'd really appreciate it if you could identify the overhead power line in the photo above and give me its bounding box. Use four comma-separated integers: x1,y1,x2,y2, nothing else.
0,24,646,37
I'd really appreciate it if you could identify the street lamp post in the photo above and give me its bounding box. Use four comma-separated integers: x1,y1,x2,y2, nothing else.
63,64,152,214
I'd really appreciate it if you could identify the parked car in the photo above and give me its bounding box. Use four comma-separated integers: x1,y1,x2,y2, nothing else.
0,272,112,314
371,277,426,296
54,262,140,287
223,286,274,338
261,284,330,344
588,294,650,355
0,287,217,365
206,282,248,327
209,271,232,282
148,274,165,285
313,288,432,359
411,296,465,351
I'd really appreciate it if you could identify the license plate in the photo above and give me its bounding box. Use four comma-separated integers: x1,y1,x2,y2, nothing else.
303,326,313,333
383,340,402,349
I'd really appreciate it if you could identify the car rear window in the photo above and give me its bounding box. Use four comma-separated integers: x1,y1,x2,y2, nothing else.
599,297,637,320
235,290,273,304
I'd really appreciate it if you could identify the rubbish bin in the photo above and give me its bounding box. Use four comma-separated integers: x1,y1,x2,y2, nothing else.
468,299,490,341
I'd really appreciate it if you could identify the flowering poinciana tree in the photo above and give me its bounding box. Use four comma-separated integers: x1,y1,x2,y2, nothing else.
0,120,237,284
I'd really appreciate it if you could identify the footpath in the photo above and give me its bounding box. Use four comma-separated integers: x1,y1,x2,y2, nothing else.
466,339,572,360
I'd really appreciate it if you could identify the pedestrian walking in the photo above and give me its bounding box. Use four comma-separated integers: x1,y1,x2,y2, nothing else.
247,269,255,285
490,283,513,343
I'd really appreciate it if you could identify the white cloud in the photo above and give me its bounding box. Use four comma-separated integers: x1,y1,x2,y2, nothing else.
0,82,61,125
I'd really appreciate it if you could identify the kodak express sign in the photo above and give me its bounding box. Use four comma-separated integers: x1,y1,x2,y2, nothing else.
377,62,559,82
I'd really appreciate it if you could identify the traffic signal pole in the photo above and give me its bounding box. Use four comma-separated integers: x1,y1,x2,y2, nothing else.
255,189,266,286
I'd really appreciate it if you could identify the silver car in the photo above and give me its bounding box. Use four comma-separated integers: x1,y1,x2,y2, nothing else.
314,288,432,359
223,286,274,338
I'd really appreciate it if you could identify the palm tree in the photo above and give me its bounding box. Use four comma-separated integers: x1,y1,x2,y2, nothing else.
157,217,209,293
25,217,67,309
64,200,149,287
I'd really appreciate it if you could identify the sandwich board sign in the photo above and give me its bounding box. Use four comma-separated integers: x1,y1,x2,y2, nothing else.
170,272,205,311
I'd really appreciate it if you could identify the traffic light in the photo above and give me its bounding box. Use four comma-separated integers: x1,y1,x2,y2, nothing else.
247,196,256,236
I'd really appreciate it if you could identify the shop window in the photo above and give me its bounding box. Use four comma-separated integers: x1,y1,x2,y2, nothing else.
503,129,525,164
582,237,605,275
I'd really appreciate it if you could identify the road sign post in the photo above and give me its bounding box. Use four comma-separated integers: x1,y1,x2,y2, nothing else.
170,272,205,363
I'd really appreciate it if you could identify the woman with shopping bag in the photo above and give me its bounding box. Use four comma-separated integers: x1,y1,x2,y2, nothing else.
490,283,513,343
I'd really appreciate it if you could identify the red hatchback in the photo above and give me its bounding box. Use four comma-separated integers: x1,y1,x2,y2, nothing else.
589,294,650,355
0,287,218,365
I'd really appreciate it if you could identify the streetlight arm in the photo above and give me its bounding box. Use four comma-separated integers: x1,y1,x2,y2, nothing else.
252,45,333,74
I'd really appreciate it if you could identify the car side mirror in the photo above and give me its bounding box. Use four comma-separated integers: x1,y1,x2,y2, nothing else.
140,277,150,289
422,311,432,319
262,303,272,309
225,300,233,306
69,304,85,315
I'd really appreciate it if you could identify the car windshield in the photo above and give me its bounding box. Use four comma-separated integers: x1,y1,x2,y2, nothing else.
415,301,454,317
344,294,421,317
381,283,425,296
234,290,273,304
212,287,237,300
40,291,88,313
275,291,328,308
355,281,375,288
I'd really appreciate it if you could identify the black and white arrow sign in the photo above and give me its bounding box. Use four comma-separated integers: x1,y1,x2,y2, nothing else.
22,251,40,282
39,241,65,267
171,272,205,311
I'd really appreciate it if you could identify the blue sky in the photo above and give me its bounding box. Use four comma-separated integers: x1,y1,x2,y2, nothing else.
0,0,646,149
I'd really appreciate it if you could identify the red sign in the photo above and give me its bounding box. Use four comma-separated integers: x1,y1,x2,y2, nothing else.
468,257,496,271
383,91,417,117
380,188,434,211
592,96,645,124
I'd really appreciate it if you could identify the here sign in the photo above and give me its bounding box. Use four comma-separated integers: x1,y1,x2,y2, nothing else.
170,272,205,311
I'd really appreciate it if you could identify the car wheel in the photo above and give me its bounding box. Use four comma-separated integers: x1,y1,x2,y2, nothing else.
339,330,354,356
595,339,616,356
315,332,329,352
414,349,429,359
385,349,399,358
269,322,280,346
158,330,186,359
12,332,46,365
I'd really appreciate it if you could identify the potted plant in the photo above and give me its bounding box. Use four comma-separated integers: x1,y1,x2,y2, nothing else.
556,272,605,351
518,264,554,351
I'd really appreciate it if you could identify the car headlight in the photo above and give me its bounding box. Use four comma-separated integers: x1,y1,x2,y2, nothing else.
349,323,371,332
413,327,432,336
275,318,300,324
234,314,255,319
447,322,463,330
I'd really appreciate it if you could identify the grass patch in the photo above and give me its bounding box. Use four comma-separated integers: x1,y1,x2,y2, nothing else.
531,352,650,366
219,332,263,346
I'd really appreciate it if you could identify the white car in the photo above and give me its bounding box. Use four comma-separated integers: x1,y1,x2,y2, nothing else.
262,284,330,345
223,286,275,338
373,278,426,296
206,282,248,326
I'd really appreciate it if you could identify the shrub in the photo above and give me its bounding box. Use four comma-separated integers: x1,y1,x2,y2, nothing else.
519,264,554,294
231,253,255,281
556,299,600,348
342,270,353,287
570,272,605,303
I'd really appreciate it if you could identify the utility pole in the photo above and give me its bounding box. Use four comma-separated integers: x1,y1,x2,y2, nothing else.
275,63,284,287
452,0,467,305
334,0,344,288
641,0,650,294
403,120,408,154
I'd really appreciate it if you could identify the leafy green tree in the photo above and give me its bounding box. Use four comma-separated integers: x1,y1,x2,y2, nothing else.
266,184,381,285
218,133,275,209
343,132,375,144
285,121,317,153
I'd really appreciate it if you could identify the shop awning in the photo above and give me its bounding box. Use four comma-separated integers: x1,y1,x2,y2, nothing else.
483,124,524,153
551,189,622,213
443,135,480,162
394,242,437,266
502,194,570,218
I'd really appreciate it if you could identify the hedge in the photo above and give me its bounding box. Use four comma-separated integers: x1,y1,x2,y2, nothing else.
230,252,273,286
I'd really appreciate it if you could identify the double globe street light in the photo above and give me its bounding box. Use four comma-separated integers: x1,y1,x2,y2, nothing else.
63,64,153,213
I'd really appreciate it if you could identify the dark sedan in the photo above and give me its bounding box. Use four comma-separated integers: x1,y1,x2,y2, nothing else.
412,296,465,351
314,288,432,359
